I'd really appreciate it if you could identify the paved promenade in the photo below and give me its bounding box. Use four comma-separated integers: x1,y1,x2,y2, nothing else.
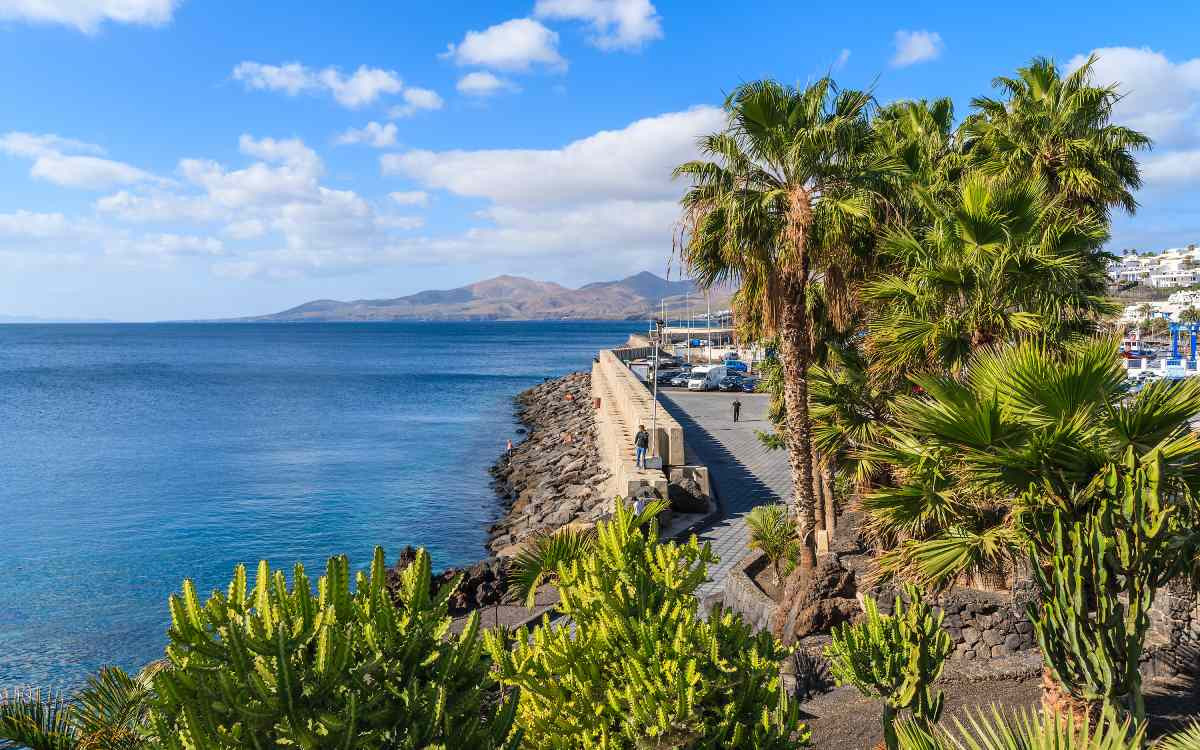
655,389,793,604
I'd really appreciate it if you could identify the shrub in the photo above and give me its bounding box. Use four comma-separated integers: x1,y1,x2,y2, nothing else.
485,502,808,749
826,585,952,750
151,546,517,749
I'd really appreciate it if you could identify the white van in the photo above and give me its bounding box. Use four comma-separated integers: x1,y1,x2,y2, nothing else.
687,365,727,391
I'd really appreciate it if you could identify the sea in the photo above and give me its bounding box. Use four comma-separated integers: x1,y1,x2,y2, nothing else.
0,320,639,689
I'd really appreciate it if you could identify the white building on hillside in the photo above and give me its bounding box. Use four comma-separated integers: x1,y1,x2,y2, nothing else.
1110,244,1200,288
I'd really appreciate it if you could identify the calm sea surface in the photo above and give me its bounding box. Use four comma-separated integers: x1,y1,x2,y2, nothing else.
0,321,637,688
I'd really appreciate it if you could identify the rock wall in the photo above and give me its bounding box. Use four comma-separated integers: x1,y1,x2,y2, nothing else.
486,372,612,556
870,581,1039,662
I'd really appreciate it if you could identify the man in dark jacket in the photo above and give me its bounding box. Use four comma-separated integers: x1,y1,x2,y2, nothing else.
732,399,742,423
634,424,649,469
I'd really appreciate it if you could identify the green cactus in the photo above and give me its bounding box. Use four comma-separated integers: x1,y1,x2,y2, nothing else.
150,546,518,750
825,585,953,750
484,501,808,749
1027,450,1196,726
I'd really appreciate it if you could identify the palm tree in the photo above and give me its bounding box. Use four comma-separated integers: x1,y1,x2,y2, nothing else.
745,504,799,586
1179,306,1200,324
0,663,162,750
863,174,1112,379
675,78,901,570
862,337,1200,588
962,55,1150,223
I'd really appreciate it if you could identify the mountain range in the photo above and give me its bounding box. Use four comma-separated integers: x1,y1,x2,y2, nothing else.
246,272,731,322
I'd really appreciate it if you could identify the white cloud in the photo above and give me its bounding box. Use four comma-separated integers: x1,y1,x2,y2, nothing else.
442,18,566,72
834,48,851,70
534,0,661,51
335,121,398,148
380,106,724,275
388,191,429,206
0,0,178,33
389,87,444,118
0,210,77,240
232,62,434,110
457,71,519,97
1142,150,1200,186
106,233,225,260
223,219,267,239
377,215,425,230
0,131,162,190
891,30,943,67
382,106,724,208
1067,47,1200,148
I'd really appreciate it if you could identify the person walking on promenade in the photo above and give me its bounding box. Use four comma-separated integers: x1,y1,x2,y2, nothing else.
634,424,649,469
732,398,742,423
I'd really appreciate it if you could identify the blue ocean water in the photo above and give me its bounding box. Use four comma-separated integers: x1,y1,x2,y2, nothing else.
0,321,637,689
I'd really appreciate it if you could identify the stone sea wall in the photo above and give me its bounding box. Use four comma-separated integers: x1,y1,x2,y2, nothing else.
486,372,612,556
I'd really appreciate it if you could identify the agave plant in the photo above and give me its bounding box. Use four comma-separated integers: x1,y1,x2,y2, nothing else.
894,707,1146,749
508,498,667,607
0,662,163,750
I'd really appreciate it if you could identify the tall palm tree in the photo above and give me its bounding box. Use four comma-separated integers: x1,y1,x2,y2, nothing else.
675,78,900,569
0,664,162,750
962,55,1151,223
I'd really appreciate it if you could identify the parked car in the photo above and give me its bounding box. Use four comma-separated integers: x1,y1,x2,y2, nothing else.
669,373,691,387
740,377,759,393
717,374,745,392
655,370,681,385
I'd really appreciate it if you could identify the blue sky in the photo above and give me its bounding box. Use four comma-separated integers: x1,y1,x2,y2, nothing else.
1,0,1199,320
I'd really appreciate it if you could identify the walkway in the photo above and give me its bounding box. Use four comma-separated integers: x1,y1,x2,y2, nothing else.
656,389,793,605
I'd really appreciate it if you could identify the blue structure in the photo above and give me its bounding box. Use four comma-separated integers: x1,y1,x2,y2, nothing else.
1168,321,1200,362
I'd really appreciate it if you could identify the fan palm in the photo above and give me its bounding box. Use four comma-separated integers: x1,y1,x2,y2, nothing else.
675,77,902,569
745,504,799,586
863,174,1112,379
0,663,162,750
863,336,1200,587
962,55,1150,223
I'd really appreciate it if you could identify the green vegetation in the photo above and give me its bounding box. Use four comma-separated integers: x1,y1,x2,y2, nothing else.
1030,453,1198,724
507,498,666,607
895,707,1147,750
152,546,518,749
0,663,161,750
826,586,952,749
745,504,800,585
485,502,807,749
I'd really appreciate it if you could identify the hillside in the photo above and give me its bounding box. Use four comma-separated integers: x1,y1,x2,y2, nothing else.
248,272,731,322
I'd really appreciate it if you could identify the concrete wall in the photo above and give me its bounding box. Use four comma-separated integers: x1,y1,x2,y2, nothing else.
594,350,685,466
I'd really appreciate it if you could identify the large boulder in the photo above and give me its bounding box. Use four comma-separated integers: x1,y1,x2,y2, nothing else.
770,556,860,645
668,476,707,513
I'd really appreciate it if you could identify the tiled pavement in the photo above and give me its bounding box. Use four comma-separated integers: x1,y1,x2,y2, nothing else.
656,389,794,605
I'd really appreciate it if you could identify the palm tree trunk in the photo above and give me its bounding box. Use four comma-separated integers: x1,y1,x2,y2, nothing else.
779,273,817,573
812,446,826,544
822,466,836,539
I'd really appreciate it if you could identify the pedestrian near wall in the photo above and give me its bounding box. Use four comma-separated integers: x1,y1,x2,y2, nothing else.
732,399,742,423
634,424,649,469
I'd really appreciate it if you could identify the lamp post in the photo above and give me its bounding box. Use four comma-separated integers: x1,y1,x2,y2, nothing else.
649,317,664,465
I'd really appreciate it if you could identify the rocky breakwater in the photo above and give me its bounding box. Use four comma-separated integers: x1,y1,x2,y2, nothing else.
486,372,612,557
